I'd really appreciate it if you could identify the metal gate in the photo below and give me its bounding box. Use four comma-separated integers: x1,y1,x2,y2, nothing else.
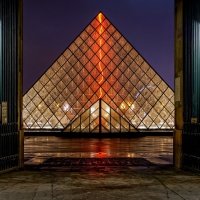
0,0,23,172
182,0,200,171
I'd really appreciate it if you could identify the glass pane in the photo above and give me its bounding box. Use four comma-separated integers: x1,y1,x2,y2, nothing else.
101,43,110,53
101,30,110,41
111,125,119,132
112,31,121,40
121,118,129,130
112,42,122,53
107,48,116,59
69,43,78,53
129,61,139,73
135,55,144,66
75,37,83,46
74,61,83,73
43,108,53,121
71,118,80,130
44,94,54,107
86,36,94,47
74,48,83,59
23,94,31,106
55,108,65,121
39,87,48,99
90,100,99,111
40,74,49,85
113,55,122,65
147,68,156,79
86,48,95,60
52,74,60,86
80,31,89,40
152,74,162,85
102,110,110,123
57,55,66,66
129,49,138,59
135,68,144,80
141,74,150,85
165,101,174,113
34,81,43,92
62,61,72,73
123,43,132,53
159,94,169,107
67,94,76,107
159,81,168,92
51,61,60,72
143,115,152,128
50,88,60,99
118,37,126,47
80,55,89,65
46,68,55,79
111,118,120,131
90,118,99,131
79,42,89,53
63,49,72,60
107,25,115,34
143,101,151,113
81,118,89,131
81,110,89,122
148,109,158,120
90,30,100,41
68,55,77,66
111,109,120,122
85,25,95,34
153,87,162,99
140,62,150,73
57,68,66,79
102,125,110,133
32,94,42,107
165,88,174,99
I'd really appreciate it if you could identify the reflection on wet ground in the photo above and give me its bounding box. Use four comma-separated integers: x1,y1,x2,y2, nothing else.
24,136,173,166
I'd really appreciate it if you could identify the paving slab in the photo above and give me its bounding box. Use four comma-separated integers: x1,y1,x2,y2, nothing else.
0,166,200,200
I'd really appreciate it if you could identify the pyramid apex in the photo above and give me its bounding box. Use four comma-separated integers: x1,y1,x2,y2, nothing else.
96,12,105,23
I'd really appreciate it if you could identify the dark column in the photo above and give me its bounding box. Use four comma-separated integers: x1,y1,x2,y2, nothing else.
175,0,200,171
182,0,200,171
174,0,184,169
0,0,23,172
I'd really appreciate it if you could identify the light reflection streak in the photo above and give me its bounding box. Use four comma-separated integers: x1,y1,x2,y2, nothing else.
97,13,104,98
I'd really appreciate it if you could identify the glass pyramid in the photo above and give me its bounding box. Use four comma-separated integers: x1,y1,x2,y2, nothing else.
64,99,137,133
23,12,174,131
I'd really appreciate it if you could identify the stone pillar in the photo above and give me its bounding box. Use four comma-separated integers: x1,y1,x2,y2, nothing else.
174,0,184,169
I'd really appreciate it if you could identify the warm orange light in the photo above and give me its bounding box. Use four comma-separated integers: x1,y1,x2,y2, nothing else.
98,13,103,23
96,16,105,99
99,26,104,34
120,102,126,109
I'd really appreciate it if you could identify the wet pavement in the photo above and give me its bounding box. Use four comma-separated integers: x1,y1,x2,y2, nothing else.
24,136,173,166
1,136,200,199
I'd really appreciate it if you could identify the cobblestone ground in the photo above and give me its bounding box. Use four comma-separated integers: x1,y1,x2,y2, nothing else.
0,165,200,200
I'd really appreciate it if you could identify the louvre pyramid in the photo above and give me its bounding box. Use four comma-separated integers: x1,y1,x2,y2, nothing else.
64,99,137,133
23,12,174,131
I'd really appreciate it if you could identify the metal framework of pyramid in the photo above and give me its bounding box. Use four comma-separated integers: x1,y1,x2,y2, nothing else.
23,12,174,132
64,99,137,133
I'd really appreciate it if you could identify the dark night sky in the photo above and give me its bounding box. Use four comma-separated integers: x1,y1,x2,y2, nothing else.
23,0,174,94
